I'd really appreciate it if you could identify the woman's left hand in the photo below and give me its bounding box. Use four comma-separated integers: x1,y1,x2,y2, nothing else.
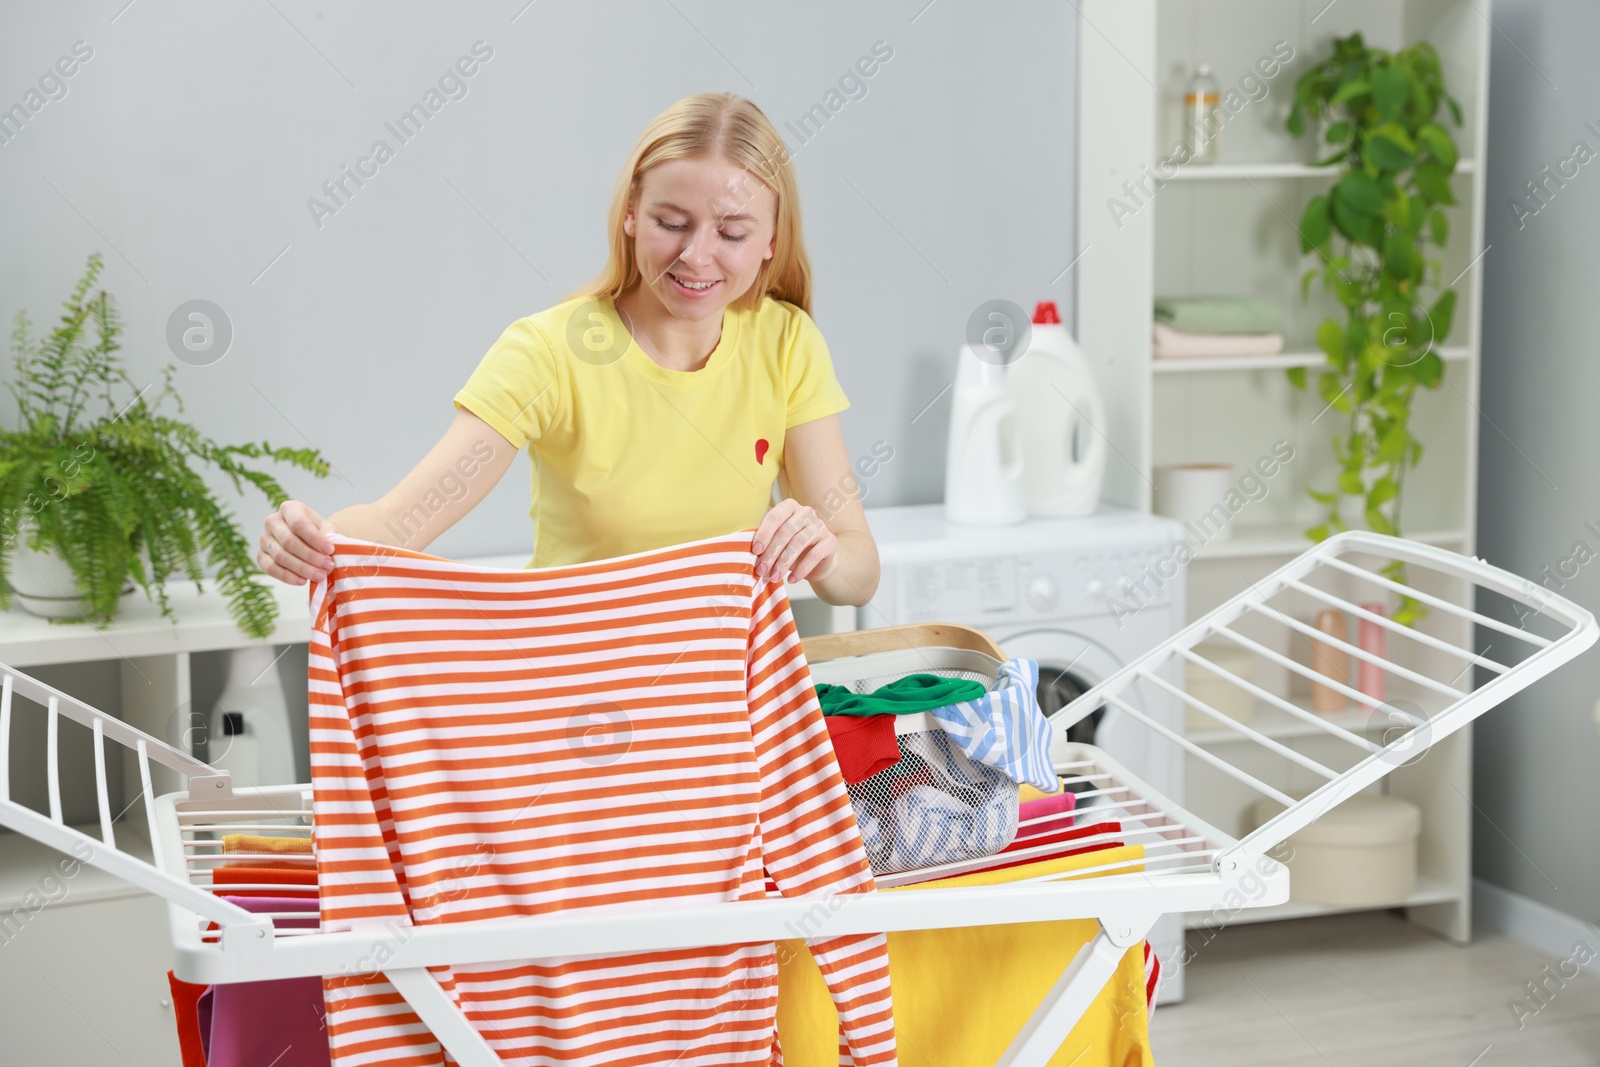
753,499,839,584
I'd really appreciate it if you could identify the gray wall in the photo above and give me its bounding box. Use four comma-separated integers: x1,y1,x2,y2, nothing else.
1475,0,1600,923
0,2,1079,561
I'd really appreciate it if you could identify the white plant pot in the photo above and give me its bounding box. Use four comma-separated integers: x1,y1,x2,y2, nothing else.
6,520,147,620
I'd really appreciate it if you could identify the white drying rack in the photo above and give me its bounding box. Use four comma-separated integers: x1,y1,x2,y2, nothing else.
0,532,1593,1067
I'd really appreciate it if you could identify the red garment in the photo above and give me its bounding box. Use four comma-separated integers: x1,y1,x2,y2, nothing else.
209,865,317,899
167,970,209,1067
823,713,901,784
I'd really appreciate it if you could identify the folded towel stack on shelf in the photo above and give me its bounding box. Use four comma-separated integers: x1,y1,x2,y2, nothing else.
1153,295,1286,360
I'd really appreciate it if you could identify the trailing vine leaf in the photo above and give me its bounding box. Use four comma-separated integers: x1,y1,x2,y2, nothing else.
1283,33,1466,627
0,254,331,638
1300,195,1332,251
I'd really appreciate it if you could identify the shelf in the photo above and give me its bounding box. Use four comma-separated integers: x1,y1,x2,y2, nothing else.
1153,346,1470,374
1167,160,1477,182
1184,524,1467,561
1184,874,1459,928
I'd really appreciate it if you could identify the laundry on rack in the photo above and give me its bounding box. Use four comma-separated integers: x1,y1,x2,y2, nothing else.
888,781,1015,871
307,529,896,1067
1020,777,1068,803
922,821,1131,884
166,970,210,1067
220,833,312,867
1017,790,1076,836
836,659,1054,876
776,838,1156,1066
921,657,1056,791
879,812,1126,889
815,673,989,715
198,895,330,1067
823,712,901,784
209,864,317,900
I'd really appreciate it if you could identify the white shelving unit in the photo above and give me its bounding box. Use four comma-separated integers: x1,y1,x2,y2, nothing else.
1079,0,1490,943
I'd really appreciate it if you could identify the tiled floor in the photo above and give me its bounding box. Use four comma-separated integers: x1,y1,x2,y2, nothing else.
1149,912,1600,1066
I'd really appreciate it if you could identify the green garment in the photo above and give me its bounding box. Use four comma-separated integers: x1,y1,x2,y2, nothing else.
816,673,989,717
1153,296,1281,334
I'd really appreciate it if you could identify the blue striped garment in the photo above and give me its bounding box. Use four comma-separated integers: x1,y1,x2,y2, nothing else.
924,658,1056,792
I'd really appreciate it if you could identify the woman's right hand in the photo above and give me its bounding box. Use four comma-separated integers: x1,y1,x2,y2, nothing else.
259,501,338,586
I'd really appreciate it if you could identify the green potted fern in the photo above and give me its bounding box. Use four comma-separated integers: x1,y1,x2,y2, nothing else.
0,253,329,638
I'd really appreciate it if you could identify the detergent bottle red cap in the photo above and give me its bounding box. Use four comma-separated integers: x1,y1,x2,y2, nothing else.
1032,300,1061,325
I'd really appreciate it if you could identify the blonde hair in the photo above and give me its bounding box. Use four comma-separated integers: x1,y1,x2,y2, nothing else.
566,92,813,316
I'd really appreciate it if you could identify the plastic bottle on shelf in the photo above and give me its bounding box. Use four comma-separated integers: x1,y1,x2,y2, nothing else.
208,645,297,785
210,711,261,789
1357,602,1388,702
1310,609,1350,712
1184,63,1222,164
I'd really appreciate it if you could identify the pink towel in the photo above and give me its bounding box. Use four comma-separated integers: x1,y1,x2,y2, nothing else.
1016,791,1076,837
1153,322,1286,359
199,895,330,1067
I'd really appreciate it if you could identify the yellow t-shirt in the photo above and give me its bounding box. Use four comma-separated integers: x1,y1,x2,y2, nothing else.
453,294,850,567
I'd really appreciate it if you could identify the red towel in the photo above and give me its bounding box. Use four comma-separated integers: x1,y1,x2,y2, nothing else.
166,970,210,1067
209,865,317,899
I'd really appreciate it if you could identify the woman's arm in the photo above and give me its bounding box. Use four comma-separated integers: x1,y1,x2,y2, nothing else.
756,413,881,608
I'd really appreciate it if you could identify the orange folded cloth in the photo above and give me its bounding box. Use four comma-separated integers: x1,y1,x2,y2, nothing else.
210,864,317,899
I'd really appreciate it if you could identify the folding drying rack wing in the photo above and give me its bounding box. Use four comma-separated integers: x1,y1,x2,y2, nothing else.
0,532,1591,1067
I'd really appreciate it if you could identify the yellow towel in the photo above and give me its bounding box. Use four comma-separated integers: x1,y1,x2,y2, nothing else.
220,833,314,869
776,845,1156,1066
1019,777,1067,804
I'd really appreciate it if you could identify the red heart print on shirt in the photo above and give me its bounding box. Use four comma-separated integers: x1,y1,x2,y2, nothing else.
755,438,769,465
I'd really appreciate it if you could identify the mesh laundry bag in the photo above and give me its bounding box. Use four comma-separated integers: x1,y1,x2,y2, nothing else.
824,658,1054,876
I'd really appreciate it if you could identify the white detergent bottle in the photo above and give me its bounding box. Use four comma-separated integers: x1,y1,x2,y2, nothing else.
210,711,261,790
209,645,297,786
1009,300,1107,517
944,343,1027,526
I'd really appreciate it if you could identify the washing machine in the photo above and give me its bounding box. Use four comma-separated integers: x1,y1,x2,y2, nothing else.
860,502,1191,1002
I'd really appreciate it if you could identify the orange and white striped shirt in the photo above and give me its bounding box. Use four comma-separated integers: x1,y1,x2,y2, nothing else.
307,528,896,1066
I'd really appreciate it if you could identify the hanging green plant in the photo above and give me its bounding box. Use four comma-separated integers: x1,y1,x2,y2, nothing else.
1285,32,1464,625
0,252,329,637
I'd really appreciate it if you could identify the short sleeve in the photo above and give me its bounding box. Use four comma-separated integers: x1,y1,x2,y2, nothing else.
785,308,851,429
453,317,564,451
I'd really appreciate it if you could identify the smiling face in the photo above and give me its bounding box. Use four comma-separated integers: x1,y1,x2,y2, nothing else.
622,156,778,323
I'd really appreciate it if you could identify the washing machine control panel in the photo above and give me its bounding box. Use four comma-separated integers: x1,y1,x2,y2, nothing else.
892,539,1185,624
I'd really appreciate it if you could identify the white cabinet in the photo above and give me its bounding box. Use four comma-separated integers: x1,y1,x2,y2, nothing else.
1079,0,1490,942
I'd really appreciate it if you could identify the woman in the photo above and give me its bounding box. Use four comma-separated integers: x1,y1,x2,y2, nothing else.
258,91,879,606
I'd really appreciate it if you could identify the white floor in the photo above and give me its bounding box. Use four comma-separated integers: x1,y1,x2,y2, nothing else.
1149,912,1600,1066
